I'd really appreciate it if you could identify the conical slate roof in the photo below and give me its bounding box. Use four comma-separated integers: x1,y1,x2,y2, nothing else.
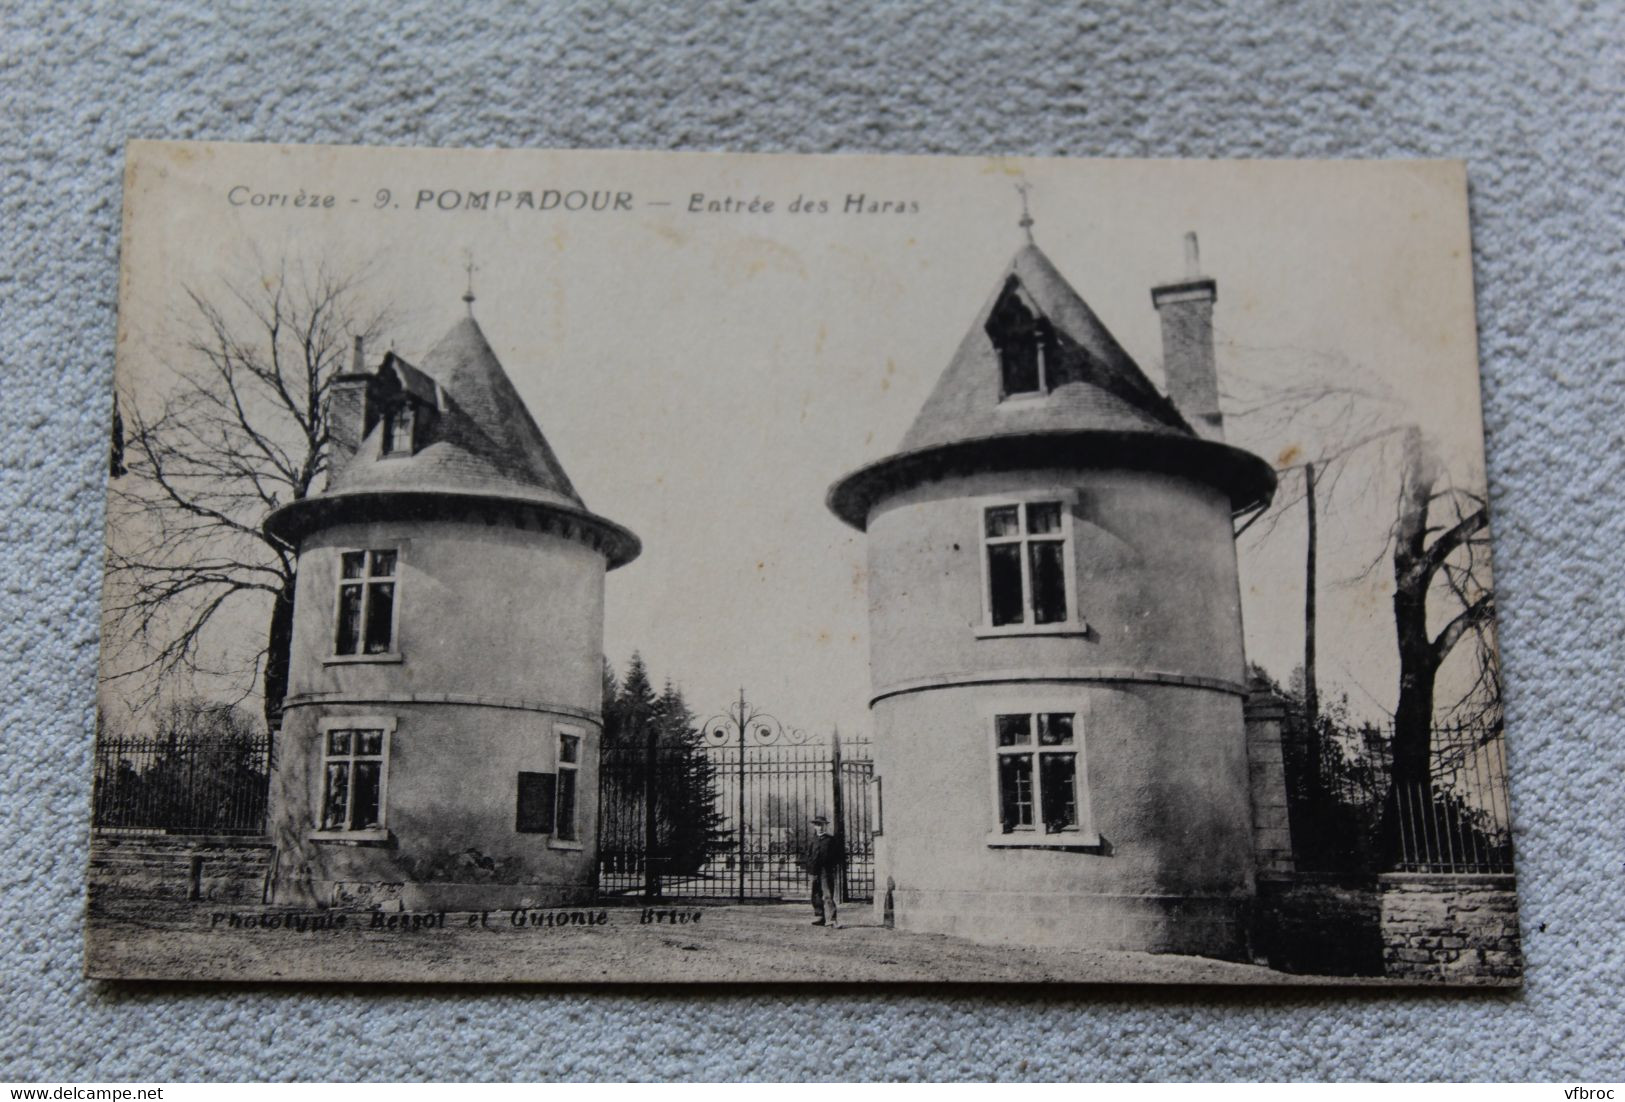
899,243,1191,452
328,316,583,511
827,241,1274,530
267,313,638,568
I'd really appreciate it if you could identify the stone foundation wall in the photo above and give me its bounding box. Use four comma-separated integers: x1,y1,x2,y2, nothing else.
88,834,273,903
1257,871,1522,983
1378,872,1522,984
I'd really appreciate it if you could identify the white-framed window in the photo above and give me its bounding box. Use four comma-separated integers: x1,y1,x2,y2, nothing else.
333,549,399,656
979,496,1081,634
381,405,415,456
554,725,583,844
988,707,1093,845
314,715,395,837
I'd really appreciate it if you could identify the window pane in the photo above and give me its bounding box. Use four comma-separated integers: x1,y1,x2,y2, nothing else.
327,730,351,756
356,730,383,756
364,582,394,653
369,550,397,578
988,543,1024,626
384,410,413,455
1040,753,1079,832
322,762,350,830
1029,540,1067,624
340,552,366,579
995,714,1031,746
998,754,1034,831
351,761,382,829
984,506,1020,539
1000,334,1041,395
335,584,362,655
1039,713,1074,745
559,734,580,765
556,770,578,841
1026,502,1062,534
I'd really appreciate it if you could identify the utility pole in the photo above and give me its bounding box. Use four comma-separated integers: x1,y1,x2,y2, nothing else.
736,685,747,902
1304,461,1319,736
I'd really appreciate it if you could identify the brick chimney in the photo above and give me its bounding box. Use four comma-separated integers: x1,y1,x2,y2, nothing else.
1152,232,1223,441
325,336,372,482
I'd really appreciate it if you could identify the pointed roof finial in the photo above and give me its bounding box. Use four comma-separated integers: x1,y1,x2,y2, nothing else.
462,249,478,314
1015,180,1035,245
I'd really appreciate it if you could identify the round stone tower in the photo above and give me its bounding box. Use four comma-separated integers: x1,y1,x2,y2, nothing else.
828,237,1274,958
264,309,638,912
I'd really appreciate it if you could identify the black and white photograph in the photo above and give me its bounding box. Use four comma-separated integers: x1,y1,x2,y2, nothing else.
87,140,1517,985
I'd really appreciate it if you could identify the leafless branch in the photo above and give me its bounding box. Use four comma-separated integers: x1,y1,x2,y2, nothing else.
103,254,392,718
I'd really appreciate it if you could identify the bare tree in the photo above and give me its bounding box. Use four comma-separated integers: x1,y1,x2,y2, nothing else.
103,256,390,726
1389,426,1497,791
1226,347,1407,733
1227,347,1498,745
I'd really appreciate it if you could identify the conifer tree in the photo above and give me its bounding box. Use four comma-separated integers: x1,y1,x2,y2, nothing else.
596,655,732,888
655,679,731,877
615,652,658,749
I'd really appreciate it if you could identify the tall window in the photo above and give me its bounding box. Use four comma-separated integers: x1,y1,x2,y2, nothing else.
555,728,581,842
983,502,1070,627
334,549,398,656
994,711,1081,835
320,727,387,832
381,405,415,456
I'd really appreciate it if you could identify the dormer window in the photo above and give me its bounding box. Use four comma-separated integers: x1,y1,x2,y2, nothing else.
987,279,1053,400
368,353,441,459
382,404,415,456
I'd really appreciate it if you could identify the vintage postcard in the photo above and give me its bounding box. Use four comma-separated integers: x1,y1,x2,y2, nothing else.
88,141,1517,984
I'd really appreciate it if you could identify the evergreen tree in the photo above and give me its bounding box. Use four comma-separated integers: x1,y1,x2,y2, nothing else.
596,654,732,890
654,679,731,877
614,652,658,749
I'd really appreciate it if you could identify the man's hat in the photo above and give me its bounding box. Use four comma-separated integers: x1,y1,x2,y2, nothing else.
809,814,829,825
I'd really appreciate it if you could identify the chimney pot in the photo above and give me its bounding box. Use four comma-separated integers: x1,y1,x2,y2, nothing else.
326,345,374,485
1152,233,1223,441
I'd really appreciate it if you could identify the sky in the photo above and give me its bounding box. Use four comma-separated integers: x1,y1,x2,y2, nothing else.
107,143,1489,736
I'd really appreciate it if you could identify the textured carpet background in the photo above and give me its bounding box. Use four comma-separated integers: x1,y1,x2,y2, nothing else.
2,0,1622,1082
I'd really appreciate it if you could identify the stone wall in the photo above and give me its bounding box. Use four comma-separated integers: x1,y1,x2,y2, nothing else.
1244,694,1294,877
88,834,272,903
1378,872,1522,984
1257,871,1523,983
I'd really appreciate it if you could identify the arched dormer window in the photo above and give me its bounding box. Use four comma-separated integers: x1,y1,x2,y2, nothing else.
986,279,1053,400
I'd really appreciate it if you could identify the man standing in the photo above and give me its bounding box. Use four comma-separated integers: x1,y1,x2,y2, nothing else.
804,814,842,928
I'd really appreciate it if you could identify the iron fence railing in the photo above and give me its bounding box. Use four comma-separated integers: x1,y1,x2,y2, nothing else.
1281,714,1512,876
92,734,271,836
1393,722,1513,875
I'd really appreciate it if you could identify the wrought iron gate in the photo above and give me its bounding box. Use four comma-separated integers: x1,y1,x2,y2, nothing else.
597,726,873,903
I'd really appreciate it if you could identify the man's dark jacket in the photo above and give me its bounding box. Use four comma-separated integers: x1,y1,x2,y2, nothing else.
803,832,841,874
